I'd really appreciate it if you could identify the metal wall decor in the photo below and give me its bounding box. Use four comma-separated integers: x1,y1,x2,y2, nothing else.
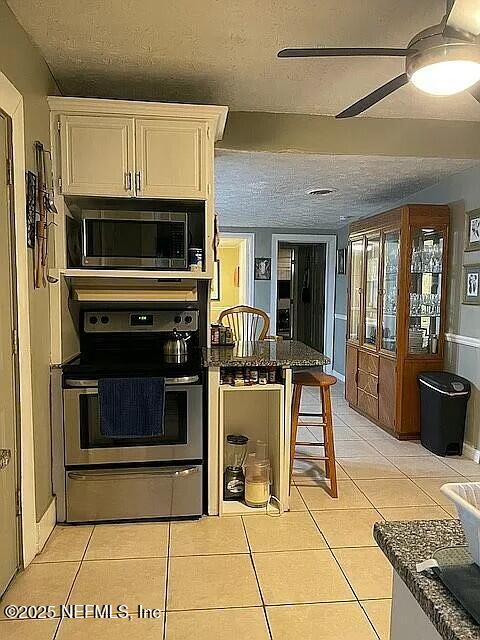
26,171,37,249
33,141,57,288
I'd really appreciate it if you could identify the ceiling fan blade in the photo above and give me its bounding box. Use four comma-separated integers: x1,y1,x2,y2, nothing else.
443,0,480,37
277,47,409,58
468,83,480,102
336,73,409,119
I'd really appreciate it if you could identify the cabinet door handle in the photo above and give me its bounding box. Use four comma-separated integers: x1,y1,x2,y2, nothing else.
124,172,132,191
135,171,141,193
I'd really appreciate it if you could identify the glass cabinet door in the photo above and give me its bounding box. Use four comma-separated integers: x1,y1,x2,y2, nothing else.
409,227,444,355
381,230,400,352
348,239,363,342
363,235,380,347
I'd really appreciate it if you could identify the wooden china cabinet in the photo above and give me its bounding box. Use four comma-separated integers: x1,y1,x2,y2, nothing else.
345,204,450,439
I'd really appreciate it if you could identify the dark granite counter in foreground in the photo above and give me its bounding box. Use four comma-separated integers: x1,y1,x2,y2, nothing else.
374,520,480,640
203,340,330,368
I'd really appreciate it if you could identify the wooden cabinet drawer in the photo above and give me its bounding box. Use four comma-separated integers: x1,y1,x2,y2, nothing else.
357,389,379,420
357,371,378,397
358,351,379,375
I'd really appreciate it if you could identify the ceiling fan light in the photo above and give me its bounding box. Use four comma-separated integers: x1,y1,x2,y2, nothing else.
411,59,480,95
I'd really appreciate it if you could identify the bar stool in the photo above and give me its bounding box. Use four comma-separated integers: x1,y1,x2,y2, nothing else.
290,370,338,498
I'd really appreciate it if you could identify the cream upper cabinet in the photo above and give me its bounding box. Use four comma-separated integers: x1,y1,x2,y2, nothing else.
135,118,209,199
59,115,135,197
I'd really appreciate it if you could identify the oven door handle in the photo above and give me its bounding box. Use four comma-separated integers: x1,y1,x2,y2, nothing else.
64,375,199,388
67,467,200,481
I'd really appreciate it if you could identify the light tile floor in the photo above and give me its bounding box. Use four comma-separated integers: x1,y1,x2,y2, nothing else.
2,382,478,639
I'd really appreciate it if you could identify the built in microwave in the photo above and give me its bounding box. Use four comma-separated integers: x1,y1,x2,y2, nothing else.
75,210,188,269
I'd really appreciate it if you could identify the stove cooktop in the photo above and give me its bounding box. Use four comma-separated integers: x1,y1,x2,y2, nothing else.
62,347,203,379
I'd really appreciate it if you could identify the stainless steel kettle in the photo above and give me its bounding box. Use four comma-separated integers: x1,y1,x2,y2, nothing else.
164,329,191,363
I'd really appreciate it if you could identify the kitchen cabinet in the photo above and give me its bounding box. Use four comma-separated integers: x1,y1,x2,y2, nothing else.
135,119,208,198
59,115,135,197
56,105,219,199
346,204,449,439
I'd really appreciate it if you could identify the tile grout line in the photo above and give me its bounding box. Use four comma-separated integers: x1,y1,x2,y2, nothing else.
52,525,96,639
240,515,274,640
162,521,171,640
302,475,388,639
357,600,383,640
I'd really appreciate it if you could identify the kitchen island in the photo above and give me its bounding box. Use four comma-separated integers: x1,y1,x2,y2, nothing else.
205,340,330,516
374,520,480,640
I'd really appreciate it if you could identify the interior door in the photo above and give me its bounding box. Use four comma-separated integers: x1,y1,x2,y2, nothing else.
293,244,326,353
0,112,19,595
135,118,207,198
60,114,135,197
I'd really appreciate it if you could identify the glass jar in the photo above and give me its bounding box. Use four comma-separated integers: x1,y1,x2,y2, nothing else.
244,453,270,508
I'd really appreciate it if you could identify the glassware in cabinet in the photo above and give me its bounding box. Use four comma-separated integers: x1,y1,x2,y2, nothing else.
408,227,444,355
348,239,363,342
381,230,400,353
363,235,380,347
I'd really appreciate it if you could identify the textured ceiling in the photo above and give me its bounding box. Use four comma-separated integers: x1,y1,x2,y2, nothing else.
215,150,479,228
7,0,480,120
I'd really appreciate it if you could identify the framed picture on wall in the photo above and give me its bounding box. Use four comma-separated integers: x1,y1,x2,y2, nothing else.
255,257,271,280
465,210,480,252
463,263,480,305
337,248,347,275
211,261,220,301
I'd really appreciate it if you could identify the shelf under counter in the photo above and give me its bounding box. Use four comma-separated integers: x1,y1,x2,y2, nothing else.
218,382,287,517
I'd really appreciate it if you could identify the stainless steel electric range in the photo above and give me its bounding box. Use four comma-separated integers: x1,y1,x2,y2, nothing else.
60,309,204,523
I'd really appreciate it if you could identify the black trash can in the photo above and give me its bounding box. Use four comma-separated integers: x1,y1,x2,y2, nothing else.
418,372,471,456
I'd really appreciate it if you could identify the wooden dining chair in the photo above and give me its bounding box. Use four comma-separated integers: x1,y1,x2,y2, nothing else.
218,305,270,341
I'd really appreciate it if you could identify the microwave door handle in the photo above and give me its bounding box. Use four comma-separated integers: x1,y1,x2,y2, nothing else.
68,467,200,481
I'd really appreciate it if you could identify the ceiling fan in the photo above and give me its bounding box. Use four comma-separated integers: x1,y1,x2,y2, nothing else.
277,0,480,118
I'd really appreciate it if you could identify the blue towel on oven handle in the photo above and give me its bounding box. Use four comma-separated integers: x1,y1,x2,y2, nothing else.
98,377,165,438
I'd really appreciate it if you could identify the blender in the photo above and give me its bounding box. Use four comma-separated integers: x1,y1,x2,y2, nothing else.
223,434,248,500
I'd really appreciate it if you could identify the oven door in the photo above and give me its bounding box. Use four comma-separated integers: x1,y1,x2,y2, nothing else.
63,378,202,465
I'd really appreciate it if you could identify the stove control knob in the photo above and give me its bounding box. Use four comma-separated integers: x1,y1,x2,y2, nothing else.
185,315,193,324
174,315,182,324
100,315,109,324
89,316,98,324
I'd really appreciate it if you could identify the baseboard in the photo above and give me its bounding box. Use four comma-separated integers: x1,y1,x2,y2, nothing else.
463,443,480,463
36,497,56,554
332,369,345,383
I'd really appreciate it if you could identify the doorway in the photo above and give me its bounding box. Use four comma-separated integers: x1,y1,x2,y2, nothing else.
210,233,254,322
270,233,336,369
0,110,20,595
276,242,326,352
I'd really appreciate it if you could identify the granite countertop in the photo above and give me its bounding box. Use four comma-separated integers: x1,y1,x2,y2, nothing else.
374,520,480,640
203,340,330,368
